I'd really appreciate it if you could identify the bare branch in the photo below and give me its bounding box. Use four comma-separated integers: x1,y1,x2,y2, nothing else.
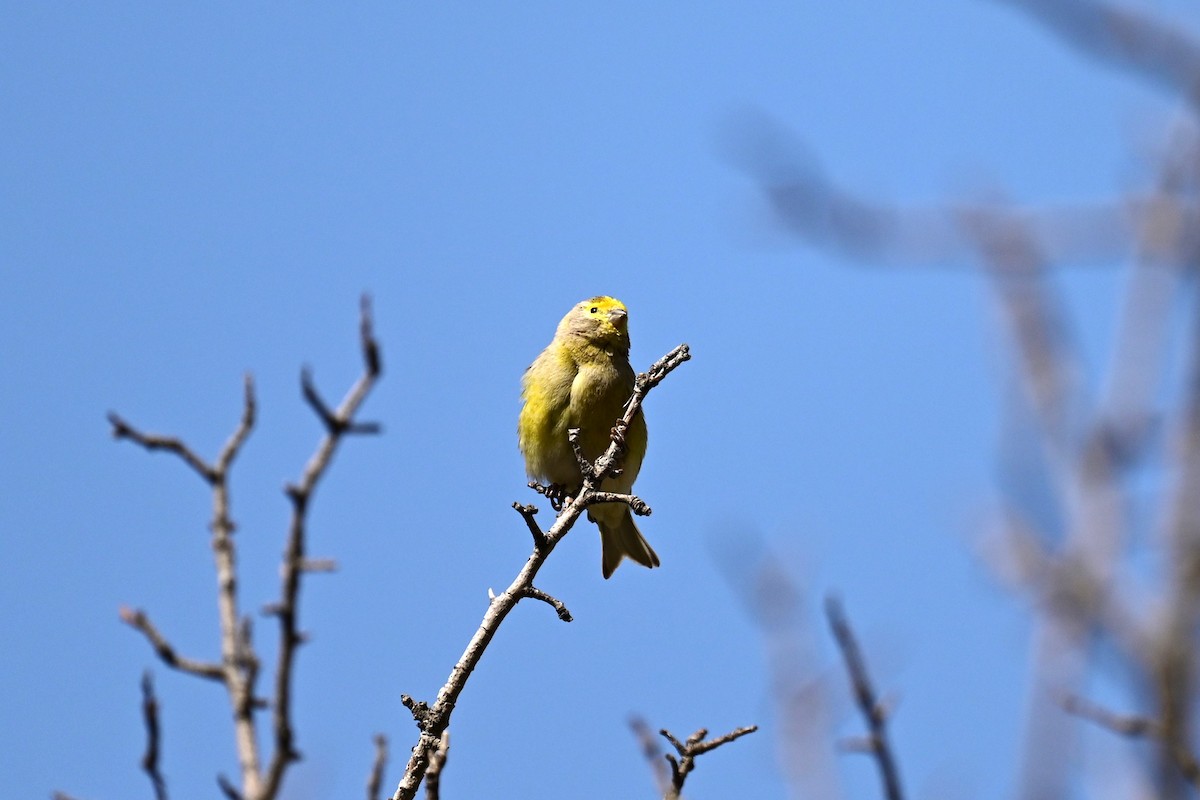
261,295,383,800
585,491,652,516
112,374,264,796
659,724,759,799
1063,694,1200,788
1062,693,1158,737
119,607,224,681
825,596,904,800
567,426,593,477
107,412,216,483
140,671,168,800
366,734,388,800
215,375,256,475
390,344,690,800
511,502,546,550
519,586,573,622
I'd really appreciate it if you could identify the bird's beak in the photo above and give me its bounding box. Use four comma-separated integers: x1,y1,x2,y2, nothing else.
608,307,628,328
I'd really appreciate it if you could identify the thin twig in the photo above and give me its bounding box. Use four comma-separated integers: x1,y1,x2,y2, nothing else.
825,596,904,800
512,503,546,550
261,295,383,800
366,734,388,800
659,724,758,800
519,586,573,622
140,671,168,800
107,413,217,483
1062,694,1158,737
585,491,652,516
119,608,224,681
1063,694,1200,788
390,343,690,800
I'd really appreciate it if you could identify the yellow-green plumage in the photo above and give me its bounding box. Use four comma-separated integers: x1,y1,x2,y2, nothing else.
518,296,659,578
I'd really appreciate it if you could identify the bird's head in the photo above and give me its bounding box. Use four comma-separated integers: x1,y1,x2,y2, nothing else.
558,296,631,352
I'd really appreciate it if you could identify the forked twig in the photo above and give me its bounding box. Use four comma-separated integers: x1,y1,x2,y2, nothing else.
659,724,758,799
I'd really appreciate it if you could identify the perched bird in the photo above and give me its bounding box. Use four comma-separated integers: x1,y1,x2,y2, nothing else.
519,296,660,578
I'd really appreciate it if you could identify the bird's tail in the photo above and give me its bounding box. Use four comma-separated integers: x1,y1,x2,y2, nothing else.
596,510,660,579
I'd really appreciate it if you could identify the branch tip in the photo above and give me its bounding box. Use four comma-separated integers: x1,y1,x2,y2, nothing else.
521,586,573,622
512,502,547,548
360,293,382,377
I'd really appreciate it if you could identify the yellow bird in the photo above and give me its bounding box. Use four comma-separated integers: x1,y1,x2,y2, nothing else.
518,296,659,578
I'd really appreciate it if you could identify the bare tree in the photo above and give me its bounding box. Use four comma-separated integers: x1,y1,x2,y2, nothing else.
74,297,383,800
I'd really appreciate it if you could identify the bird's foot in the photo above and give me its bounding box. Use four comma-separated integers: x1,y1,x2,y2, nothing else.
528,481,571,512
610,420,628,452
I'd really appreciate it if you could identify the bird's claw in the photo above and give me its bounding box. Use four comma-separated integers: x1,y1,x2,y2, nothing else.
610,421,628,452
529,481,570,512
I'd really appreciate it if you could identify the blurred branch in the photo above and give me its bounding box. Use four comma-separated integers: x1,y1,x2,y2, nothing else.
1063,694,1200,788
715,534,846,799
1062,693,1157,737
630,716,672,797
366,734,388,800
724,5,1200,797
993,0,1200,107
140,671,168,800
825,596,904,800
1151,278,1200,796
389,344,690,800
659,725,759,800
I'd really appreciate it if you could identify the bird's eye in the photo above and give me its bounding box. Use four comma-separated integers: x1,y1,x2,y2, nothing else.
590,306,598,313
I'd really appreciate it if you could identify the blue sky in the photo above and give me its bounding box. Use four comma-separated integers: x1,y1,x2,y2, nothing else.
2,2,1191,798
